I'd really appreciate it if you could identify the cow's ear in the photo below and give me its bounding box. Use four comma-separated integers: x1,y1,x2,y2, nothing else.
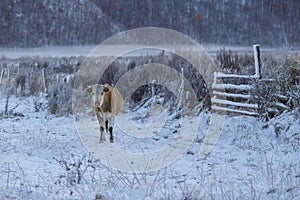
85,85,93,93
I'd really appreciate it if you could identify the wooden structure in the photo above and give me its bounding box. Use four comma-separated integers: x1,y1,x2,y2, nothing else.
211,45,289,116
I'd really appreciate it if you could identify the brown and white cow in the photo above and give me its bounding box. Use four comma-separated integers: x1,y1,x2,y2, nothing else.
85,84,123,143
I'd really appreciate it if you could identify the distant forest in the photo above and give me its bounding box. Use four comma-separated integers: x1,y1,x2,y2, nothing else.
0,0,299,47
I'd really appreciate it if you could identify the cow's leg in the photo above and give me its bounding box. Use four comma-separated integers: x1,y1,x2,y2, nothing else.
105,120,108,133
100,126,106,143
96,113,106,143
108,117,114,143
109,127,113,143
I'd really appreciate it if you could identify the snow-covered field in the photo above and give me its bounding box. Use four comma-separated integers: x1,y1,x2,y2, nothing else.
0,94,299,199
0,42,299,199
0,45,292,59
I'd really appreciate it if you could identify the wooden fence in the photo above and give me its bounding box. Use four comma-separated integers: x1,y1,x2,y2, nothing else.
211,44,290,116
211,72,258,115
0,64,20,85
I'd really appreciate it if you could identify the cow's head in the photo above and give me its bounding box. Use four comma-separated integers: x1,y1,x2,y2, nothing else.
85,84,110,108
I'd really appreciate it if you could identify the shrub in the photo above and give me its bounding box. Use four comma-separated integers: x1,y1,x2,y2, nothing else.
251,57,300,120
48,82,73,116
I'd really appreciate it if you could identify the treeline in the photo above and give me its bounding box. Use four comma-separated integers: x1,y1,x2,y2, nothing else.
0,0,299,47
0,0,117,47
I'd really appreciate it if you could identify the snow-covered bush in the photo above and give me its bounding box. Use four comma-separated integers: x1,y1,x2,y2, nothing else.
121,52,209,115
276,59,300,117
250,57,300,120
251,79,278,120
48,82,73,116
54,153,99,186
290,89,300,120
0,87,24,119
32,93,48,112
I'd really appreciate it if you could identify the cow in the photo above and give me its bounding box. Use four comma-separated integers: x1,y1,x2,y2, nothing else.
85,84,123,143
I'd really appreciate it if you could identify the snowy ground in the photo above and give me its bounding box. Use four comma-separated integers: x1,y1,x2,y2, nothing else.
0,94,299,199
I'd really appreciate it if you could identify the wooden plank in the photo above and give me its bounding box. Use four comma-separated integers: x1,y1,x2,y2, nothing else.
212,105,257,116
274,102,289,109
275,94,288,101
213,91,251,99
211,96,258,109
212,83,252,91
215,72,256,79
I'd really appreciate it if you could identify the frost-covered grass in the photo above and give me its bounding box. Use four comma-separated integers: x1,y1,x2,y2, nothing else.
0,95,299,199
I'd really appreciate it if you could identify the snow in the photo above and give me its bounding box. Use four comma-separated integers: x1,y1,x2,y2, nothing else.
212,83,252,91
275,102,289,109
253,44,261,78
212,105,258,116
0,95,300,199
211,96,258,109
214,72,256,79
213,91,251,99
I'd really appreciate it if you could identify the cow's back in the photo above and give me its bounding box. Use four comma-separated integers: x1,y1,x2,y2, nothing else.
110,87,123,115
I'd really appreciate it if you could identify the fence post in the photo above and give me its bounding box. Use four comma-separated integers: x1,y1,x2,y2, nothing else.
253,44,261,79
42,68,47,93
0,68,4,85
7,67,10,83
